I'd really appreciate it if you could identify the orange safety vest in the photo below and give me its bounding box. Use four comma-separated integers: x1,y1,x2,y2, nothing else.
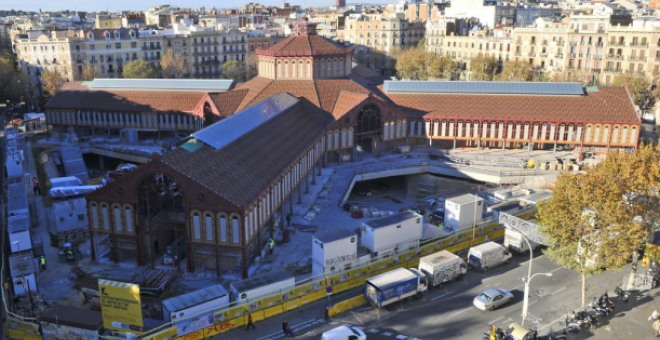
32,178,39,186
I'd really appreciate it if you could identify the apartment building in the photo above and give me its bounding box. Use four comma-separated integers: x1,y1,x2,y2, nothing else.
13,30,77,81
427,14,660,84
338,13,425,56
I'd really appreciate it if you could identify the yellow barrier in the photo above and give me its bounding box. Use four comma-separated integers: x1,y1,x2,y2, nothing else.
5,319,41,340
406,258,420,268
251,310,266,323
203,317,244,338
175,330,204,340
258,293,283,308
398,250,417,261
333,281,350,294
349,276,367,289
283,298,301,312
292,282,314,297
215,305,248,321
264,305,284,319
144,326,178,340
299,291,321,305
348,295,368,309
328,298,353,317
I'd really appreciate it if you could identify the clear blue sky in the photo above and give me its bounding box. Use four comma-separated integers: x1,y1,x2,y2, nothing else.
2,0,393,12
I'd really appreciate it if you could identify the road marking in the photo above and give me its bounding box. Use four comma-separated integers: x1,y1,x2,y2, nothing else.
368,329,380,333
550,266,565,273
383,331,394,336
449,306,473,318
489,316,505,324
396,336,408,339
551,287,567,295
538,314,569,332
528,300,539,307
431,290,455,301
254,319,323,340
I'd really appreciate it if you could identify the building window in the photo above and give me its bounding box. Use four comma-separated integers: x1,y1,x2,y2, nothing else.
219,215,228,242
193,213,201,240
101,204,110,230
91,204,99,229
232,216,240,243
205,214,214,241
125,207,133,232
114,206,122,232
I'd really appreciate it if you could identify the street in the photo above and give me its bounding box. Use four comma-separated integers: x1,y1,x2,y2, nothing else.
233,250,632,340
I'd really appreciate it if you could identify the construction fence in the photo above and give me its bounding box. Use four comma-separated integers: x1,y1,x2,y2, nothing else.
6,209,536,340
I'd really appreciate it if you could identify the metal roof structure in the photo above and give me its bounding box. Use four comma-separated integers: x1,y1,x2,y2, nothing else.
9,253,35,277
382,81,586,96
193,93,299,150
366,267,417,288
230,269,294,294
447,193,484,205
314,228,356,244
363,211,421,229
8,183,28,217
161,284,229,313
8,215,29,233
84,78,234,92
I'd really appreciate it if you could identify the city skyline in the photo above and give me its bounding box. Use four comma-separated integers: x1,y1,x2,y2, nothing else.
1,0,396,12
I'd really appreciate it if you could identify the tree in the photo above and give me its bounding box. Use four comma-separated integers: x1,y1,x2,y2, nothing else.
245,53,259,81
42,68,67,96
612,74,650,108
122,59,158,79
498,60,533,81
160,51,190,78
395,48,427,80
427,54,456,80
81,64,101,81
221,60,245,81
469,54,498,81
538,150,653,308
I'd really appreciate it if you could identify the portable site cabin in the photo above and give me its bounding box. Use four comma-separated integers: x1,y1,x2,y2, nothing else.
9,253,37,297
49,176,83,189
360,211,423,257
9,214,32,254
444,194,484,230
8,182,29,217
40,306,103,340
161,284,229,332
229,270,295,305
5,149,24,179
50,197,88,234
312,228,358,277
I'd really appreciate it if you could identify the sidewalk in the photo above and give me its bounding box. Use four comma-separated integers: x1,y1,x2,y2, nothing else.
590,285,660,339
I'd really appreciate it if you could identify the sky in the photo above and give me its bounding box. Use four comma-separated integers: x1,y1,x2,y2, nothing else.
2,0,396,12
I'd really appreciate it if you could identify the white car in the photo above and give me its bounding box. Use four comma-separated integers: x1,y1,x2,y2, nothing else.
321,325,367,340
473,288,514,311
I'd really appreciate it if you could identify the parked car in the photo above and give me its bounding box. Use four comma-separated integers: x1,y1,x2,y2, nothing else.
321,325,367,340
473,288,513,311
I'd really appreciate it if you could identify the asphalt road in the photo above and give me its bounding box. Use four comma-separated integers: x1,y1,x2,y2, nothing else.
258,250,629,340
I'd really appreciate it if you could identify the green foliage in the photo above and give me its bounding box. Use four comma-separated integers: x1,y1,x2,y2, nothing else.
122,59,158,79
612,74,650,107
538,145,660,307
469,54,498,81
395,49,456,80
42,68,67,97
498,60,533,81
221,60,245,81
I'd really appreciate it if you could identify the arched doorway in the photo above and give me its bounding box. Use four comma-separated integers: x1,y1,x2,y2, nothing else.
137,173,185,267
356,104,382,154
203,102,215,128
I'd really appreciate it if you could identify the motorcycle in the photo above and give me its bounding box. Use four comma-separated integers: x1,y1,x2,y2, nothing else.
538,329,568,340
559,312,583,333
614,286,629,303
590,297,610,316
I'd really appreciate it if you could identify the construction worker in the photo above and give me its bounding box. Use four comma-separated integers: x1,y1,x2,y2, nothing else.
269,238,275,255
32,177,41,196
39,256,46,271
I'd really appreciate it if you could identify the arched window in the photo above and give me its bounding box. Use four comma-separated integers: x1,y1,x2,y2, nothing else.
101,204,110,230
594,125,601,143
341,129,347,147
334,130,339,149
307,60,311,78
630,126,637,144
205,213,214,241
125,207,133,233
621,126,628,144
113,206,122,232
299,60,303,78
192,213,201,240
91,204,99,229
348,127,354,146
231,216,240,243
612,126,620,144
284,61,289,78
327,131,333,149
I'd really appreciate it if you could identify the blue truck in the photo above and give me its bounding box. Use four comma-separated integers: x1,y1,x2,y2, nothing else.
364,267,428,309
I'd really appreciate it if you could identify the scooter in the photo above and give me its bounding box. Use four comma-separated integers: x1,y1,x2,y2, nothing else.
559,312,583,333
614,286,629,303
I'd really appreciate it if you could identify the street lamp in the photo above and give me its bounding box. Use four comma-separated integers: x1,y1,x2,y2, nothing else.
522,272,553,326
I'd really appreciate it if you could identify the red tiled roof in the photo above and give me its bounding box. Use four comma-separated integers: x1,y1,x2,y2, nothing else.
45,82,209,115
385,87,639,124
332,91,369,119
207,89,249,116
257,34,353,57
161,99,330,207
235,77,372,113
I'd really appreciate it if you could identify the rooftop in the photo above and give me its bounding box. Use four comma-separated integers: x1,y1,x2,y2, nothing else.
230,270,294,294
162,284,229,313
257,17,352,57
314,228,356,244
383,81,585,96
40,306,103,330
447,194,483,205
84,78,234,92
363,211,422,229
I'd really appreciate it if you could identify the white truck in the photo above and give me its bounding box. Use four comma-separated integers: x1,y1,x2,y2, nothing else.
468,242,512,271
418,250,467,288
504,228,540,255
364,267,428,309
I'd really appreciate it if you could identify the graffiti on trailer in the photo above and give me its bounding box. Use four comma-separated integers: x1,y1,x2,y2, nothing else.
325,253,357,267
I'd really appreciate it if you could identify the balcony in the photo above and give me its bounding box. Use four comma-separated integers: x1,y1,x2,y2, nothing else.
629,56,646,61
605,68,622,73
569,53,576,58
570,41,577,46
608,55,623,60
515,52,522,56
591,68,601,73
528,52,535,57
593,55,603,60
556,54,564,58
596,42,604,47
542,40,548,46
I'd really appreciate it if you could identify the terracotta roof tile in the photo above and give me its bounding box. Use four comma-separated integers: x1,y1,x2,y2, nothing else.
350,64,386,85
332,91,369,119
315,79,371,112
161,99,330,207
45,82,209,114
385,87,639,124
257,34,352,57
207,89,249,116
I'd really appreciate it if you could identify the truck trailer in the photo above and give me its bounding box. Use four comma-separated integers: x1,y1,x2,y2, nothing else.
364,267,428,309
418,250,467,287
468,242,512,271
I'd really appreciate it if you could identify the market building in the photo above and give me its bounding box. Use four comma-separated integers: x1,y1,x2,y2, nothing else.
77,17,639,278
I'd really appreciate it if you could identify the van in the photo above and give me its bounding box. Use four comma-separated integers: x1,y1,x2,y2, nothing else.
468,242,512,271
321,325,367,340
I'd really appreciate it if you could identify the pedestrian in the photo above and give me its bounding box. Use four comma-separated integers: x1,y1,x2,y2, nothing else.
282,319,289,337
39,256,46,271
650,309,660,321
32,177,41,196
245,313,256,331
653,319,660,337
286,214,291,227
269,238,275,255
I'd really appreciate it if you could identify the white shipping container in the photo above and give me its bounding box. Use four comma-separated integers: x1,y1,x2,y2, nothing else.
444,194,484,230
361,211,423,255
230,270,295,305
5,151,24,178
162,284,229,323
8,215,32,253
312,228,358,274
49,176,84,189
